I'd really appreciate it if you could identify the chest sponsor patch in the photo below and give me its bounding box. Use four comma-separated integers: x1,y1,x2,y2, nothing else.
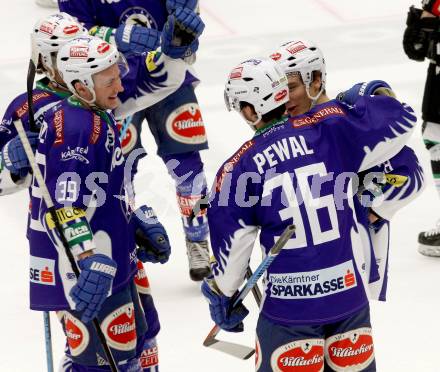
268,260,357,299
166,103,207,145
325,327,374,370
270,338,324,371
30,256,56,286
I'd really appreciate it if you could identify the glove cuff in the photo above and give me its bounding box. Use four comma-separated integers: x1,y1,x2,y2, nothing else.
422,0,440,17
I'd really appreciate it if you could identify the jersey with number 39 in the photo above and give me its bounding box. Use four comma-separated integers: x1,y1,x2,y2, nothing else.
28,96,137,311
208,96,416,326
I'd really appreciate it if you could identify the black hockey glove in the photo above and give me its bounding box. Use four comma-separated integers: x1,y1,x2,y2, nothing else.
403,6,439,61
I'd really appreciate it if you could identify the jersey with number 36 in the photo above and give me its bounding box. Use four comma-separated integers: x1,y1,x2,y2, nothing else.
208,96,417,326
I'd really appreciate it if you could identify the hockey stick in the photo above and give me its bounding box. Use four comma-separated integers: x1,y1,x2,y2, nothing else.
43,311,54,372
203,224,295,359
24,60,119,372
203,268,262,360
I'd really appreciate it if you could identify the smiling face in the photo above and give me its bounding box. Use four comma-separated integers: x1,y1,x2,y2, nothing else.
286,72,326,117
92,64,124,110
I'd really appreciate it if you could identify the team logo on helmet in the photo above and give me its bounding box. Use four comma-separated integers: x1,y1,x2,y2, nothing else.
70,46,89,58
62,312,90,357
102,303,137,351
165,103,207,145
63,25,80,35
271,338,324,371
275,89,288,102
97,42,111,55
325,328,374,371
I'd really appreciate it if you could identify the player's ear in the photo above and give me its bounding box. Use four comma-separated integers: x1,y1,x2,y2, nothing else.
310,71,323,96
73,80,93,101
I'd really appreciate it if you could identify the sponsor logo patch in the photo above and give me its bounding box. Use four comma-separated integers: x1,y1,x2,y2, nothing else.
290,105,345,128
177,194,207,217
134,260,151,295
15,92,51,118
70,46,89,59
215,140,255,191
116,121,137,155
63,312,89,357
53,109,64,145
30,256,55,286
275,89,288,102
45,207,86,229
102,303,137,351
269,260,357,299
97,42,110,54
89,114,102,144
165,103,207,145
63,25,80,35
286,41,307,55
229,66,243,79
270,338,324,371
63,221,92,247
61,146,89,164
39,22,54,35
270,52,282,61
139,345,159,368
325,328,374,370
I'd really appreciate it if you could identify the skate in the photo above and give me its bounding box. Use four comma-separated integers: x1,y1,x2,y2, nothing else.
418,220,440,257
186,239,211,281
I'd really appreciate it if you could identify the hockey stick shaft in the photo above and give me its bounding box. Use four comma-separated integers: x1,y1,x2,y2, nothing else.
43,312,54,372
24,60,118,372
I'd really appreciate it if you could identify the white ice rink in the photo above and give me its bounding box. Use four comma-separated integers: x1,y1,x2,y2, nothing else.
1,0,439,371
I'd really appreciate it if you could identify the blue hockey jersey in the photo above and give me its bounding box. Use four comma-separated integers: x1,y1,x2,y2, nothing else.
208,96,417,325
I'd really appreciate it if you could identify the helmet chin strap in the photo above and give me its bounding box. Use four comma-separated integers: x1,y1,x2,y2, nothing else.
306,84,324,110
240,111,262,130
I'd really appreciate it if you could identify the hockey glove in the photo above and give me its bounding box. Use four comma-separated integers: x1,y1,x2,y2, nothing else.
201,277,249,332
403,6,439,62
336,80,395,106
166,0,198,13
0,132,38,178
70,254,117,323
114,24,161,57
161,7,205,59
133,206,171,264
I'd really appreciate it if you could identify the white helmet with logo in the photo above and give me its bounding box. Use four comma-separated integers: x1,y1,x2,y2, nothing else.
270,39,326,101
57,36,129,104
32,12,87,80
224,58,288,127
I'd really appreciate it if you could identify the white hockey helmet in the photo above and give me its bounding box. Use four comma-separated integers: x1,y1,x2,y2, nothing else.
57,36,129,104
270,39,326,101
224,58,288,127
32,12,87,80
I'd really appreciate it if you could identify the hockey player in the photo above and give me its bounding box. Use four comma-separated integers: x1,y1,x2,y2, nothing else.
270,39,425,300
26,35,171,370
201,57,417,371
403,1,440,256
58,0,212,281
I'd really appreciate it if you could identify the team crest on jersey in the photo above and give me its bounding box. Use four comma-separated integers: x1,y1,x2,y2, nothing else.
134,260,151,295
165,103,207,145
62,312,90,356
102,303,137,351
270,338,324,371
325,328,374,370
120,7,158,29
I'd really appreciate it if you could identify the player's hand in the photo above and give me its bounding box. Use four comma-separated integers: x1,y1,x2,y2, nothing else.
161,7,205,59
70,254,117,323
115,24,161,56
336,80,395,106
201,277,249,332
166,0,198,13
133,206,171,264
0,132,38,178
403,6,439,62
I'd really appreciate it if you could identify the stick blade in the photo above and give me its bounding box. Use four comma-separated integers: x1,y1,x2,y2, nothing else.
205,338,255,360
